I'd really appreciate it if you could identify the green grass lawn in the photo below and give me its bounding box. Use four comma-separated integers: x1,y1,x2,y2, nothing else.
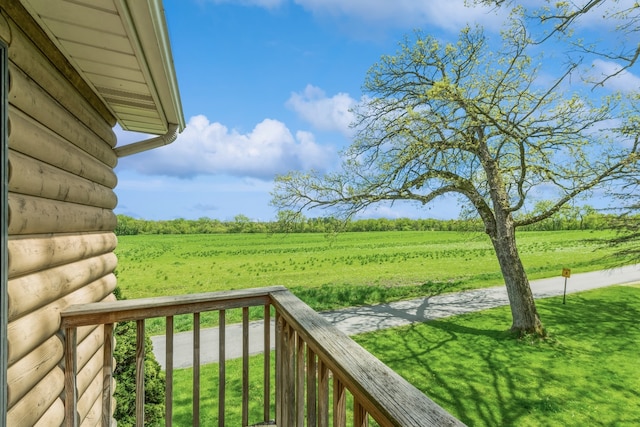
167,285,640,426
115,230,628,334
354,285,640,426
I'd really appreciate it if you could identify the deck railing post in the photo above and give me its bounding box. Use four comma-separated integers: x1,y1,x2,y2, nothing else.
242,307,250,427
263,304,271,423
165,315,174,427
102,323,114,427
317,360,329,427
219,309,226,427
135,320,145,427
296,337,305,426
306,348,317,427
194,312,201,427
333,377,346,427
275,312,283,426
64,326,78,427
354,399,368,427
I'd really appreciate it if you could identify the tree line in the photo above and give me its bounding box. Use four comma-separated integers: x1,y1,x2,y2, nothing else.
115,206,620,236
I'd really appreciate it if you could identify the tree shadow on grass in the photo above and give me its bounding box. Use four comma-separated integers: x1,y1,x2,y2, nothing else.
291,280,453,312
355,286,640,426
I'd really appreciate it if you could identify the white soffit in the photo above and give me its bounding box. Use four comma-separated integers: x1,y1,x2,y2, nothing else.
20,0,184,135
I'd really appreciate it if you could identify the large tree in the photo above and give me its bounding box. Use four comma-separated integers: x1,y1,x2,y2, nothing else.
477,0,640,262
272,24,639,335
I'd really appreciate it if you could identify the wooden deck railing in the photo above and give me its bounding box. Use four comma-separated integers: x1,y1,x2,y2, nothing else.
60,286,464,427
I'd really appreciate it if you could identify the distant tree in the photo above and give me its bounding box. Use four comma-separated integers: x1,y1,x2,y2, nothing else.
115,215,141,235
272,24,639,335
606,176,640,263
272,210,307,233
230,214,251,233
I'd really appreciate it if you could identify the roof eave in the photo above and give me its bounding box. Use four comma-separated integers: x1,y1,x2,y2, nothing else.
117,0,185,134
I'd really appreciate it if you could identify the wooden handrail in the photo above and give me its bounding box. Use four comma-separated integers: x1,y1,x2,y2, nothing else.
61,286,464,427
270,289,465,427
60,286,286,327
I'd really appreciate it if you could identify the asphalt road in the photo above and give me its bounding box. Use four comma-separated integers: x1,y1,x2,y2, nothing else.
151,264,640,369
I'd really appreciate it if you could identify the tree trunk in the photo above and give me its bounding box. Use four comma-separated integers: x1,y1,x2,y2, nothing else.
488,219,545,336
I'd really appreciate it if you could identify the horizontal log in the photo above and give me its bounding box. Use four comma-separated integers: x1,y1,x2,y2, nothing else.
77,362,103,424
61,286,287,327
270,289,465,427
76,339,104,402
7,335,63,407
6,17,117,145
9,109,117,188
7,275,116,365
33,397,65,427
9,150,117,208
76,326,105,376
8,64,117,167
7,231,117,278
76,346,104,414
8,253,117,321
6,366,64,427
79,386,103,427
8,193,117,235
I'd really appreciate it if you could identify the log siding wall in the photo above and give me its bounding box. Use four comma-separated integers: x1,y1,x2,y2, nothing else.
2,5,119,426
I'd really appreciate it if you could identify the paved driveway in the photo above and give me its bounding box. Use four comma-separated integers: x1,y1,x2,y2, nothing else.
151,264,640,368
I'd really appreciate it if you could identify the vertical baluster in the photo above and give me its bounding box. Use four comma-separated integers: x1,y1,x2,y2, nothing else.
64,326,77,427
317,360,329,427
275,312,283,426
306,348,317,427
219,310,226,427
135,320,145,427
242,307,249,427
296,337,305,426
354,399,369,427
194,312,201,427
102,323,114,427
263,304,271,423
165,316,174,427
283,323,296,427
333,376,346,427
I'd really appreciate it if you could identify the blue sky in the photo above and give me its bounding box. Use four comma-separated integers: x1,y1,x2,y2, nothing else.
114,0,637,222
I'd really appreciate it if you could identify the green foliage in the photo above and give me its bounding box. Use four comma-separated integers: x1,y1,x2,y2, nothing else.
354,286,640,426
114,212,617,236
113,288,165,426
604,176,640,264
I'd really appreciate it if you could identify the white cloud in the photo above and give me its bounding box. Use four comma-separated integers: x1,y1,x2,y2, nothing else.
119,115,335,179
293,0,506,32
590,59,640,92
286,85,357,136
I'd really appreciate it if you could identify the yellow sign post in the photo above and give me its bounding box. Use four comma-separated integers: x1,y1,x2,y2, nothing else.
562,268,571,304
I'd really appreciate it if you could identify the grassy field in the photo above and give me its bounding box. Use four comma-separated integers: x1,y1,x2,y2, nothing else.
116,230,622,298
166,285,640,426
116,230,625,334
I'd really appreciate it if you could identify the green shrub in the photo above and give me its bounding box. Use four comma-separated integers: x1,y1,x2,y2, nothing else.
113,287,165,426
